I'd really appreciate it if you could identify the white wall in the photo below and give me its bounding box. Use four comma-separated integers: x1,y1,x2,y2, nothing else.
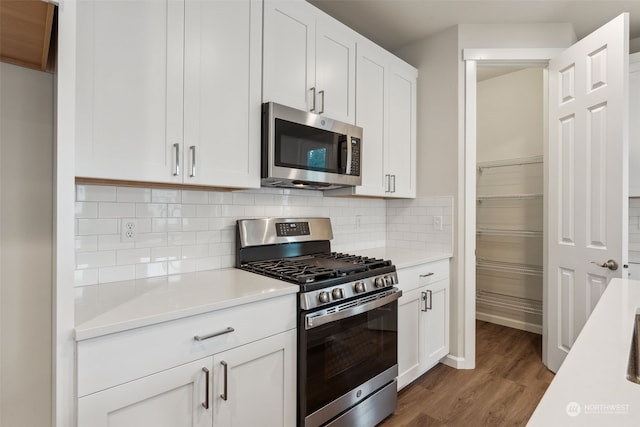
0,62,54,427
395,23,575,366
477,68,544,162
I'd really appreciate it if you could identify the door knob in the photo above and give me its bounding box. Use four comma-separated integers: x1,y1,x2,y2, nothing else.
591,259,619,271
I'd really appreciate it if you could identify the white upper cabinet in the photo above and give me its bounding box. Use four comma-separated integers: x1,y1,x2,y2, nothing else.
75,0,261,189
387,58,418,198
328,40,417,198
75,0,184,184
263,0,356,124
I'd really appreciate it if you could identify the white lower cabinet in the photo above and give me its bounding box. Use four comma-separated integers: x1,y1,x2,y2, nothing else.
397,259,450,390
77,295,296,427
78,357,213,427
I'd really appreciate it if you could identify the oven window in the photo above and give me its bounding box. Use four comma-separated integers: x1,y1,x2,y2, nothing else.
303,301,397,416
274,119,347,174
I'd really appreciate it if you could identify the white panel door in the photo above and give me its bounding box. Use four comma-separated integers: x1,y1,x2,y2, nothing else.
629,54,640,197
547,13,629,372
212,330,296,427
315,15,356,123
420,279,450,368
75,0,184,183
78,357,212,427
262,0,315,111
183,0,261,188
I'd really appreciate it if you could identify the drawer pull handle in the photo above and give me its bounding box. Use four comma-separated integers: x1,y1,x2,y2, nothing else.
220,361,228,401
202,367,210,409
420,272,434,278
194,327,235,342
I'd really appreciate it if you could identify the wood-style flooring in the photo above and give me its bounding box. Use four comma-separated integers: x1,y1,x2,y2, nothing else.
380,320,555,427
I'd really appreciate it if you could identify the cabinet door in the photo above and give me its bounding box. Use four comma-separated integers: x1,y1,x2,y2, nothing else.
212,329,296,427
315,15,356,123
78,357,212,427
387,59,417,198
263,0,316,112
183,0,261,188
397,288,421,390
420,279,450,370
75,0,184,183
353,41,388,196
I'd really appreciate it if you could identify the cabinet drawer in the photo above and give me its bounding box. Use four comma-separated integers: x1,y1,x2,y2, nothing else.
396,259,449,294
77,294,296,397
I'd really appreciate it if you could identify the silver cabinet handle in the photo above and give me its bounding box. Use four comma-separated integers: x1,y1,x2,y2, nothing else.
194,327,234,342
421,291,428,312
391,174,396,193
309,87,316,112
189,145,196,177
385,174,390,192
318,89,325,114
421,290,433,311
420,272,434,278
591,259,619,271
173,143,180,176
220,361,228,401
201,367,210,409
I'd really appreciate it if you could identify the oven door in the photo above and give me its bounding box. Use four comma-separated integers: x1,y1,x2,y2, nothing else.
299,288,401,427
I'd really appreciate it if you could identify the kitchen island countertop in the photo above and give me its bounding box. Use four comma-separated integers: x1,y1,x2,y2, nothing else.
528,278,640,426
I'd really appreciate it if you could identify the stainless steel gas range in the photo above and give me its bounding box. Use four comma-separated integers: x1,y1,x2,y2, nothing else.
236,217,401,427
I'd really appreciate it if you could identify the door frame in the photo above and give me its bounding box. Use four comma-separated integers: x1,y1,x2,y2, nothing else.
462,48,563,367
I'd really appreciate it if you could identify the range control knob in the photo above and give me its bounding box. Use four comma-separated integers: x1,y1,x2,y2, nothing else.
332,288,344,300
354,282,366,293
318,291,330,304
384,276,393,286
374,277,385,288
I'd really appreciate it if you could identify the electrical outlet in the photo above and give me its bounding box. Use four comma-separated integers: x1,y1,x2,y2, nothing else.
121,218,138,242
355,215,362,231
433,216,443,231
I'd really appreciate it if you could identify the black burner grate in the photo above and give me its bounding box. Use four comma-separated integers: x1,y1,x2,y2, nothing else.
241,252,391,284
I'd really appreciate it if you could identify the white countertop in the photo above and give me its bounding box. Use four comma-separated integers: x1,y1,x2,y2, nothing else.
75,268,298,341
528,278,640,426
74,247,451,341
354,247,451,269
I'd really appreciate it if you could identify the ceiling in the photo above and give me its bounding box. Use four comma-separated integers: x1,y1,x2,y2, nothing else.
309,0,640,52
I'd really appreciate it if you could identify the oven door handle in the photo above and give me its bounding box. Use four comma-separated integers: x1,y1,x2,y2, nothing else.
305,289,402,330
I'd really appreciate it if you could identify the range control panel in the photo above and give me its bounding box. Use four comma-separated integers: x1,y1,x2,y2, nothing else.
275,221,310,237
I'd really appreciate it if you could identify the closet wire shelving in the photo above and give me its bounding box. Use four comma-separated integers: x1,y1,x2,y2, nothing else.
476,155,544,332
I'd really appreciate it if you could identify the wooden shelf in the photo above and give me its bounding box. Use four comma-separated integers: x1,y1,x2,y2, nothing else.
0,0,56,72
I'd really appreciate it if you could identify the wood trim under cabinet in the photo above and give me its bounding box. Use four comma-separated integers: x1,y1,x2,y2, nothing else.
75,177,242,192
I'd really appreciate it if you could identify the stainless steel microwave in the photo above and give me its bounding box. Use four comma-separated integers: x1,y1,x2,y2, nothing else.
261,102,362,190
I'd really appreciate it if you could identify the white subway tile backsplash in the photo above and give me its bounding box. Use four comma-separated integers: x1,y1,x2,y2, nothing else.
116,248,151,265
99,202,135,218
117,186,151,203
136,203,168,218
136,262,168,279
77,185,117,202
152,189,181,203
78,218,118,235
151,246,182,262
75,184,453,286
182,190,209,204
99,265,135,283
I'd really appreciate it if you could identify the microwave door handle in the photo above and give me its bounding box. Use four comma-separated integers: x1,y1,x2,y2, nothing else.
344,138,353,175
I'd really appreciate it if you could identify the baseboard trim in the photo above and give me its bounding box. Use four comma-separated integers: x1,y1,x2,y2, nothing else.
441,354,474,370
476,312,542,335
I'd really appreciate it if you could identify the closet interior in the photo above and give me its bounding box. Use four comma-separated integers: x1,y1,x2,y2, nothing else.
475,66,544,334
